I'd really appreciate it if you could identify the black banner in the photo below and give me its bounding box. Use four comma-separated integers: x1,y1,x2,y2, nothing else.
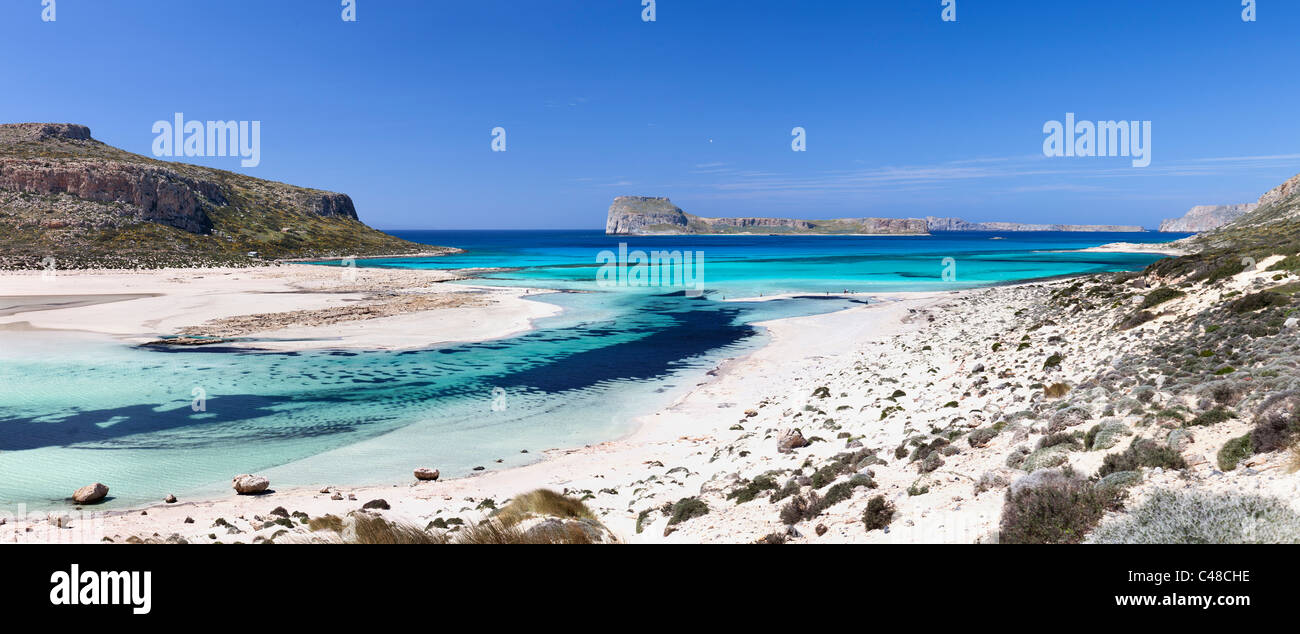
2,545,1285,620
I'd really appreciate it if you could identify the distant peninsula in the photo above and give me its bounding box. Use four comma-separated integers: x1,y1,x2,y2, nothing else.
605,197,927,236
606,196,1146,235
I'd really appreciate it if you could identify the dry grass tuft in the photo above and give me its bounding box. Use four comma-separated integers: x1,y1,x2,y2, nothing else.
494,489,596,527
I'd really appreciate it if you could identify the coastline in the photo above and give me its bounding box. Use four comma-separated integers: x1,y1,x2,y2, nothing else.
0,287,949,543
6,254,1299,544
1065,241,1188,256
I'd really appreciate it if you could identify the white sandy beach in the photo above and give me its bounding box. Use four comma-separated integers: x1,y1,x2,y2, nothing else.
0,264,559,352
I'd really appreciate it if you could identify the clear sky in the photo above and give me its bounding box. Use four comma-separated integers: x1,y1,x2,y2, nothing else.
2,0,1299,230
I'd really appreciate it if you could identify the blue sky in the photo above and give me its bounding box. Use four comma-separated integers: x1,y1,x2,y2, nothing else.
2,0,1298,230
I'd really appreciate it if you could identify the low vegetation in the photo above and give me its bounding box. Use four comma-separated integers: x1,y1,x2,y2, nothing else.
1089,489,1300,544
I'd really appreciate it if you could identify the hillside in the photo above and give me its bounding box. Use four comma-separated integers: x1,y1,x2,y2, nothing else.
1149,173,1300,280
1158,203,1257,233
0,123,446,269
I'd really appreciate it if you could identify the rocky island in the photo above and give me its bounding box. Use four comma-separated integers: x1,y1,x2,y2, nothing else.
606,196,1148,236
605,196,928,235
0,123,450,269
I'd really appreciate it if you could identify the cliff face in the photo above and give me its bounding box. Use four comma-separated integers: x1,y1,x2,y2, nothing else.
0,158,228,233
0,123,430,269
606,196,689,234
606,196,928,235
1158,204,1257,233
927,216,1145,232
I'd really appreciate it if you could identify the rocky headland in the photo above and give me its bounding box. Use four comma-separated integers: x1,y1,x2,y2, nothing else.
1158,203,1258,233
0,123,448,269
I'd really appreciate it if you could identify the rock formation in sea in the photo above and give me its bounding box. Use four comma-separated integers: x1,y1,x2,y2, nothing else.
605,196,1147,236
1157,204,1258,233
606,196,928,235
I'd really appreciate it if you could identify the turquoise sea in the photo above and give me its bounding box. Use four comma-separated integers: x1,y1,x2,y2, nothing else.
0,230,1186,509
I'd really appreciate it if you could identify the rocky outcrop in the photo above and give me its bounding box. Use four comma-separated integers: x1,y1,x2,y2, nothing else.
0,123,362,234
606,196,928,235
606,196,689,234
1256,173,1300,211
927,216,1146,232
0,123,432,269
0,123,92,143
414,468,440,481
1158,204,1257,233
0,158,226,233
309,192,359,220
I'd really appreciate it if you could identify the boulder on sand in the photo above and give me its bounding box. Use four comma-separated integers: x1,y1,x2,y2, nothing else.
414,468,440,481
232,474,270,495
73,483,109,504
777,428,807,453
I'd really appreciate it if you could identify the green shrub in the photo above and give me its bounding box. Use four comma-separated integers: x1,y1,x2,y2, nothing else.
1097,439,1187,477
862,495,896,532
1088,489,1300,544
1217,434,1252,471
667,497,709,526
1205,261,1246,284
1085,420,1130,451
727,473,781,504
768,479,800,504
1037,432,1083,451
999,470,1124,544
1043,353,1063,370
779,495,809,525
1228,291,1288,313
968,426,999,447
1141,287,1185,309
1187,407,1235,427
1253,414,1299,454
919,452,945,474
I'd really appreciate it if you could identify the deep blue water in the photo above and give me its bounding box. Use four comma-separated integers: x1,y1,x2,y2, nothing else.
0,229,1185,509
